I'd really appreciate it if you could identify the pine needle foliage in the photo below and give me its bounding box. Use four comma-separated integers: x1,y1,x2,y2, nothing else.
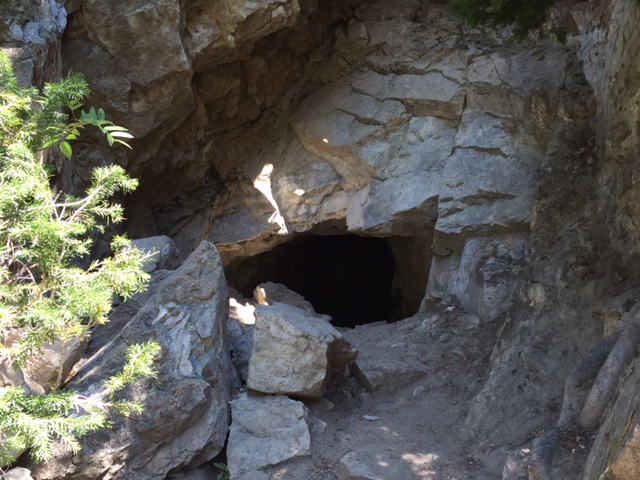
0,50,160,466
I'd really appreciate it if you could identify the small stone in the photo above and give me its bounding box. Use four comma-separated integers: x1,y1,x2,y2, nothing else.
338,452,381,480
362,415,381,421
412,385,426,396
131,235,181,272
310,415,328,434
359,391,372,401
418,316,438,333
306,397,335,413
2,468,34,480
253,282,318,315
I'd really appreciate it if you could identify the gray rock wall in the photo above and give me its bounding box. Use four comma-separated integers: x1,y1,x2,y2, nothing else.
573,0,640,477
3,0,640,478
206,1,576,327
58,0,364,247
576,1,640,267
0,0,65,87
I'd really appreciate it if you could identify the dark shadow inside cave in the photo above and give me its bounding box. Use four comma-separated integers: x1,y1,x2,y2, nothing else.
225,234,431,328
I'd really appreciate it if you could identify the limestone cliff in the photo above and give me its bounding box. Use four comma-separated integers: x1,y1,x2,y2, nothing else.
2,0,640,478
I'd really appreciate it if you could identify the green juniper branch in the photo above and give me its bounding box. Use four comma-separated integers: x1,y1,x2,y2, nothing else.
0,50,159,467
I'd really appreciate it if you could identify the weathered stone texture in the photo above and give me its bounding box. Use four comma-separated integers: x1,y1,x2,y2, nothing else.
4,1,640,479
27,242,236,480
576,0,640,261
247,303,357,397
227,392,312,479
207,4,572,278
0,0,65,87
584,355,640,480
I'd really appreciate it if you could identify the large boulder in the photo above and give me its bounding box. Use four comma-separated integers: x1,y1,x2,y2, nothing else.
227,283,331,382
28,241,237,480
0,336,84,396
1,468,34,480
247,303,357,398
227,392,312,479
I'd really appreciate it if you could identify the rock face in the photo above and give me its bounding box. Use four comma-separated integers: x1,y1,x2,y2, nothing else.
4,0,640,478
55,0,364,247
28,242,236,480
0,0,65,88
425,233,531,320
227,392,312,479
576,0,640,263
247,302,357,397
206,2,573,335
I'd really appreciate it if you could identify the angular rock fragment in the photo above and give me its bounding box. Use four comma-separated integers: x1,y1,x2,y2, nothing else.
339,451,382,480
247,303,357,397
0,467,33,480
0,335,84,396
131,235,181,272
227,392,312,479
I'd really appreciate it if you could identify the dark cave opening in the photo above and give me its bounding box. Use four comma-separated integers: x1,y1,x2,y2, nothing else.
225,234,431,328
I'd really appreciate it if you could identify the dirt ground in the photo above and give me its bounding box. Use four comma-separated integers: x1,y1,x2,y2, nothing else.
255,308,508,480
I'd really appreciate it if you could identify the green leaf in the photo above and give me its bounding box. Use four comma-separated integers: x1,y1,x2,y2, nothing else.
59,141,73,159
114,140,133,149
109,131,133,139
0,50,152,468
102,125,129,132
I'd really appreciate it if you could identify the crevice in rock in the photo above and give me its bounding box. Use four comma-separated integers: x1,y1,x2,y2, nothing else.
225,232,431,327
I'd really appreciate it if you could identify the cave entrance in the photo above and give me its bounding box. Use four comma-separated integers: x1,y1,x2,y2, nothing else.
225,233,431,328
